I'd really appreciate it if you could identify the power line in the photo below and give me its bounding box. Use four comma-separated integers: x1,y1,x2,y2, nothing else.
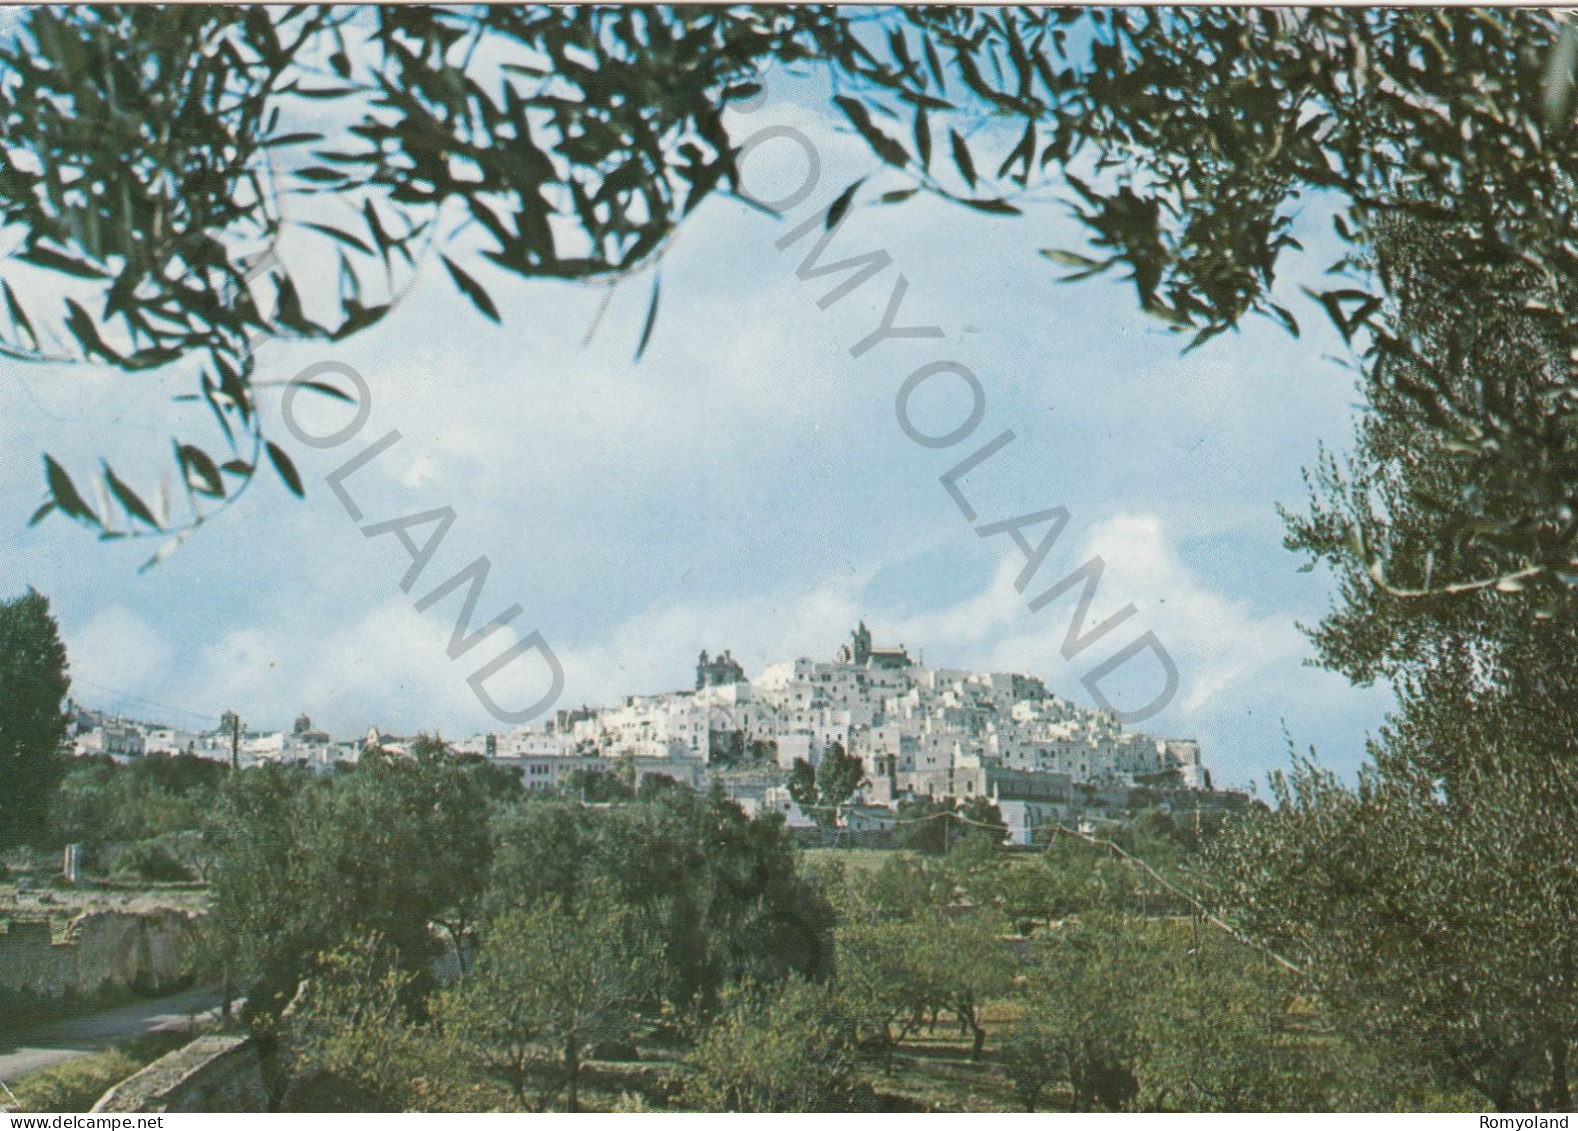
69,677,222,726
1050,823,1305,976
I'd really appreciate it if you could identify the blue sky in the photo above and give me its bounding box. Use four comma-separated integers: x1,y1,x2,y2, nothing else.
0,64,1392,790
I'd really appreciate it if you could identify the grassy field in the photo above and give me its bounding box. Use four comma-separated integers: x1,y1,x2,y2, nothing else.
802,847,916,873
482,996,1042,1113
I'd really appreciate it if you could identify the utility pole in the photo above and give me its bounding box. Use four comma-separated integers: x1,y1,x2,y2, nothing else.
230,711,240,771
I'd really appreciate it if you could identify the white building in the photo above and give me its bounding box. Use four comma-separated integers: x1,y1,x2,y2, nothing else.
460,623,1219,818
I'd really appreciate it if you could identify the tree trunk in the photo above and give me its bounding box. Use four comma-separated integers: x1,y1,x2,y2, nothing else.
1484,1070,1516,1114
969,1010,986,1061
442,918,470,980
1548,1039,1571,1112
564,1039,580,1113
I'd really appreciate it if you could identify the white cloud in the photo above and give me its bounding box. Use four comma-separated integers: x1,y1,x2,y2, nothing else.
67,607,174,707
173,598,537,737
166,573,872,738
962,513,1304,723
553,575,872,710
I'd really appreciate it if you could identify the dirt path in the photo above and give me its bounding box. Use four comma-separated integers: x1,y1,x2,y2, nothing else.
0,984,222,1082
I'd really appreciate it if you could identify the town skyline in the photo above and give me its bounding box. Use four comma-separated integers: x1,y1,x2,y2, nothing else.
65,618,1209,750
68,619,1239,849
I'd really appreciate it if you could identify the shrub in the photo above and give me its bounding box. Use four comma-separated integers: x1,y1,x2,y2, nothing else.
282,934,479,1112
10,1032,187,1113
110,840,193,883
999,1013,1062,1112
679,979,859,1112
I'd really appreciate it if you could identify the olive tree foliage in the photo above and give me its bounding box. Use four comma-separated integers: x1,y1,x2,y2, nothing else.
1198,204,1578,1113
1240,285,1578,1110
209,742,495,1023
786,741,865,830
830,858,1013,1064
1286,218,1578,685
485,785,836,1015
1212,681,1578,1113
822,6,1578,600
680,978,861,1113
0,5,847,561
999,916,1148,1112
281,933,475,1113
8,6,1578,588
438,895,658,1113
1135,942,1323,1113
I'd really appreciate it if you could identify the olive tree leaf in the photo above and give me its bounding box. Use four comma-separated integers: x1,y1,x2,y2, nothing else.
833,96,910,168
103,464,160,529
950,130,978,190
43,456,96,525
442,255,501,324
266,441,305,498
3,281,37,351
177,443,226,498
635,275,662,361
826,179,864,229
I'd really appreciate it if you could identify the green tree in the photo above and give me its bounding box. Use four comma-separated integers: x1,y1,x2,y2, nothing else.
956,795,1009,846
680,978,860,1113
1003,916,1151,1111
210,744,494,1024
902,909,1013,1061
0,588,71,847
989,856,1067,936
786,741,866,830
53,751,230,855
282,933,463,1112
891,794,1006,858
1136,943,1317,1112
440,895,656,1112
1218,218,1578,1112
486,799,596,917
833,883,1016,1066
848,851,954,921
997,1009,1062,1112
109,839,194,883
891,795,953,854
831,917,926,1071
1215,746,1578,1112
557,765,633,803
487,783,835,1015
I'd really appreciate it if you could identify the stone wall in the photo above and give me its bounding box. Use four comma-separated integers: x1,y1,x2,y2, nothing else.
0,919,74,999
0,909,202,1002
92,1035,267,1114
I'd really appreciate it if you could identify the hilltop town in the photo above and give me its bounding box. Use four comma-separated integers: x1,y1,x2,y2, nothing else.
70,623,1247,845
